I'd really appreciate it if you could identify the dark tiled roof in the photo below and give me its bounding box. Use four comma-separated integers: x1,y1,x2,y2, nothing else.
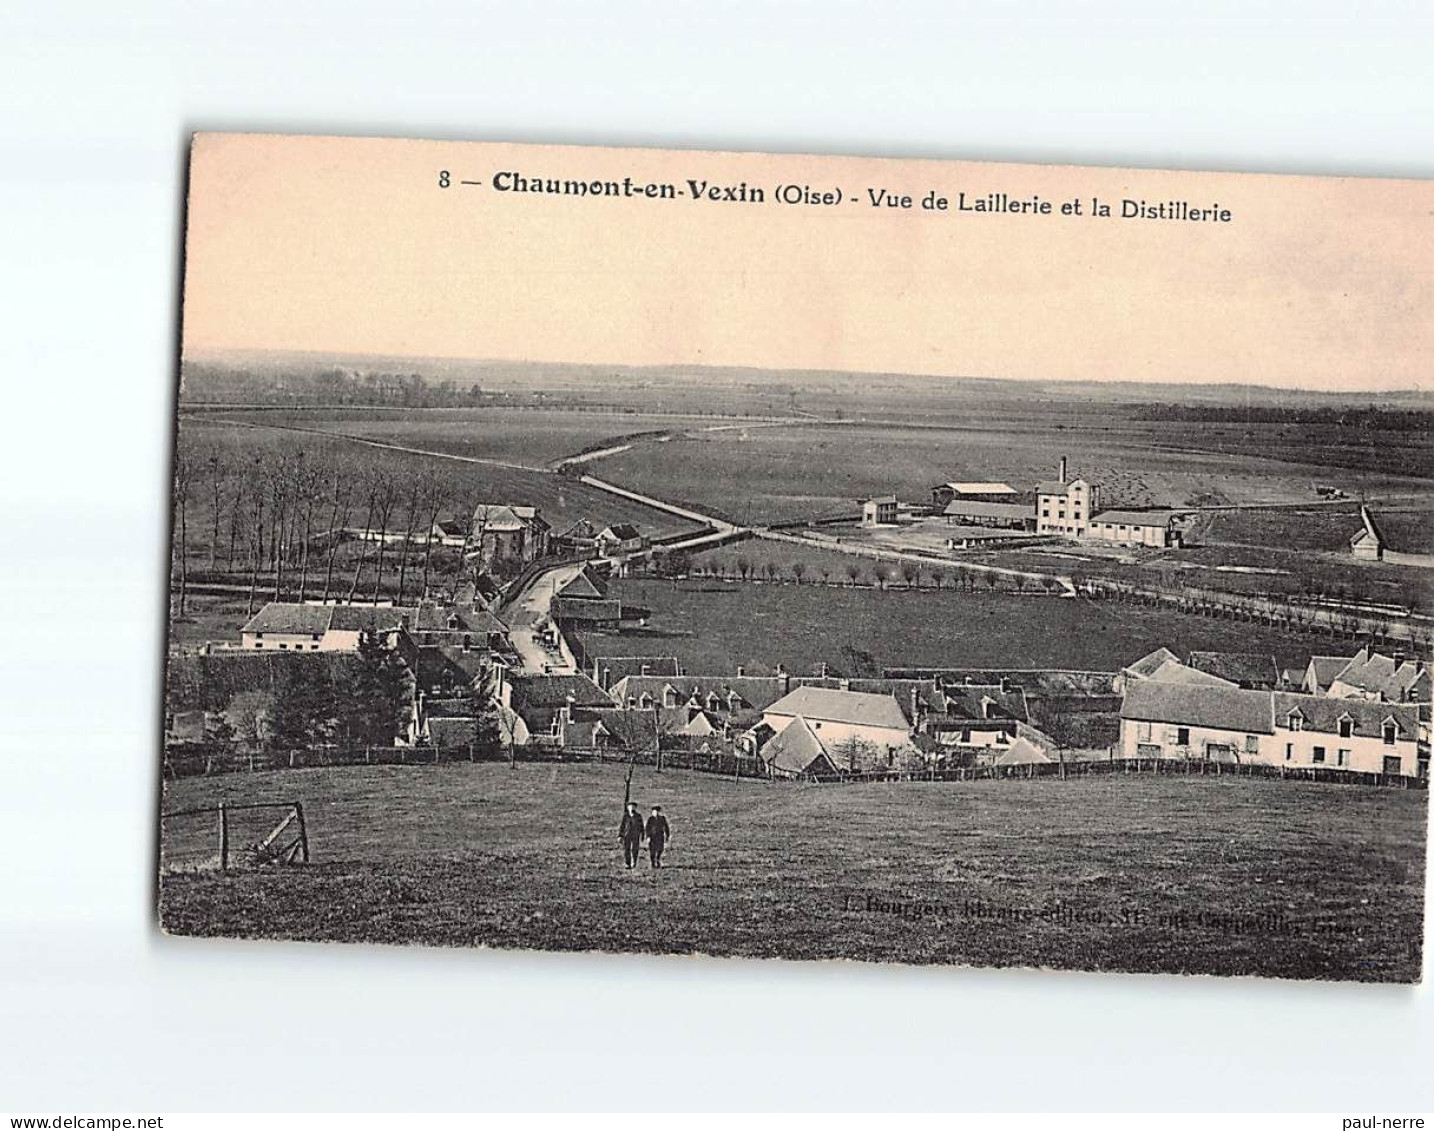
603,523,642,540
591,657,681,682
1188,651,1279,689
937,684,1030,722
609,675,790,712
508,673,614,710
1273,693,1417,739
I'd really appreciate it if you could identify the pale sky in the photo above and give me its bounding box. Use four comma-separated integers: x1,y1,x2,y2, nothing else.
182,133,1433,392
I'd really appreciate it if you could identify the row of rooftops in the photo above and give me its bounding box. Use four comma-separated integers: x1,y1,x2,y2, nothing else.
1121,681,1417,740
240,600,509,639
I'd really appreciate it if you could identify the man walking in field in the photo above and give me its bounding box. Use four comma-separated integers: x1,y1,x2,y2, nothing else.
645,805,671,869
619,801,645,869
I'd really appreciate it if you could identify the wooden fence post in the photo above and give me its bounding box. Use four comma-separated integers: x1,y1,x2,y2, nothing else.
294,802,310,863
218,802,229,872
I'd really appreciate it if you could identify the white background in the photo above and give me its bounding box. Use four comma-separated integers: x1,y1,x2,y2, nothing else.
1,0,1431,1114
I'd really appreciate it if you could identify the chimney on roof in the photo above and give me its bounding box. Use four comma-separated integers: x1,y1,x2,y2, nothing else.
736,665,745,677
640,662,651,677
1059,456,1068,485
775,662,786,676
910,686,920,722
1000,677,1013,693
816,661,828,678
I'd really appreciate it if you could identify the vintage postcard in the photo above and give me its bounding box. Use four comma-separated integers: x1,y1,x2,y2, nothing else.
160,132,1431,982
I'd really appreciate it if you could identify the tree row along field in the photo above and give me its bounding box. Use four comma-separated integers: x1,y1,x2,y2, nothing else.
158,762,1427,983
575,578,1350,676
168,419,707,617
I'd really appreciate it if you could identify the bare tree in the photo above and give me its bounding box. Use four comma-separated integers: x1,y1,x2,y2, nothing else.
173,450,193,616
845,560,860,586
319,465,352,603
294,454,323,603
395,472,424,605
347,468,382,603
418,469,448,601
206,451,225,571
791,561,806,585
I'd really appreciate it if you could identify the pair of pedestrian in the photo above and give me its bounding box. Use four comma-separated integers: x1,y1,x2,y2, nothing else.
618,801,671,870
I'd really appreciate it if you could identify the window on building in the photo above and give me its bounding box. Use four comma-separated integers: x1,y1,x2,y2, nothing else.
1137,721,1152,741
1383,722,1398,745
278,643,287,650
1337,749,1349,766
1244,735,1259,755
1338,717,1353,738
255,642,264,649
1284,742,1293,761
1286,714,1303,731
1176,727,1190,746
1312,746,1326,763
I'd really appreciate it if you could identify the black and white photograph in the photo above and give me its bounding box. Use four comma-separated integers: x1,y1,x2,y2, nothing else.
158,133,1430,983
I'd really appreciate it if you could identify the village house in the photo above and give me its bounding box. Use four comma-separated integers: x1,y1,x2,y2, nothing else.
1119,680,1420,776
1323,647,1429,703
552,518,602,555
428,519,470,548
929,482,1021,510
1035,457,1101,537
239,600,506,656
468,504,551,566
1349,505,1385,561
861,495,899,527
759,685,916,771
1116,646,1237,693
502,672,618,739
1085,509,1184,548
607,673,793,725
595,523,646,556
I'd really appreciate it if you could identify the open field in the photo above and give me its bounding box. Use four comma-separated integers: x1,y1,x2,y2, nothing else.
1202,502,1434,556
158,762,1427,982
580,579,1344,674
596,421,1433,527
201,407,732,469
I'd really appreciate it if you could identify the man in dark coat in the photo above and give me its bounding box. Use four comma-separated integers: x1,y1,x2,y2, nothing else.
645,805,671,869
618,801,644,869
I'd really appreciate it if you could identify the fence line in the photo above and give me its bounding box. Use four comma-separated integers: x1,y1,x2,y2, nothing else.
161,743,1425,790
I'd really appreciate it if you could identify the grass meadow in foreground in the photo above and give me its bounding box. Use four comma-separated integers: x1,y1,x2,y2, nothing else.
159,762,1427,982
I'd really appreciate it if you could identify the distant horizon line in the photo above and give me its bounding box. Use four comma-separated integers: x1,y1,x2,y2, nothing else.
180,345,1430,400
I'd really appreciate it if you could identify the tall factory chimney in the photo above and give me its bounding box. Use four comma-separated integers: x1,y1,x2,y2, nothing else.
1058,456,1068,484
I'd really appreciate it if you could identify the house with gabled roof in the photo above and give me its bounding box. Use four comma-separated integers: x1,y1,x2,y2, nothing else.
469,504,550,566
1120,680,1419,775
1349,505,1386,561
1325,647,1429,704
761,686,914,770
596,523,646,556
